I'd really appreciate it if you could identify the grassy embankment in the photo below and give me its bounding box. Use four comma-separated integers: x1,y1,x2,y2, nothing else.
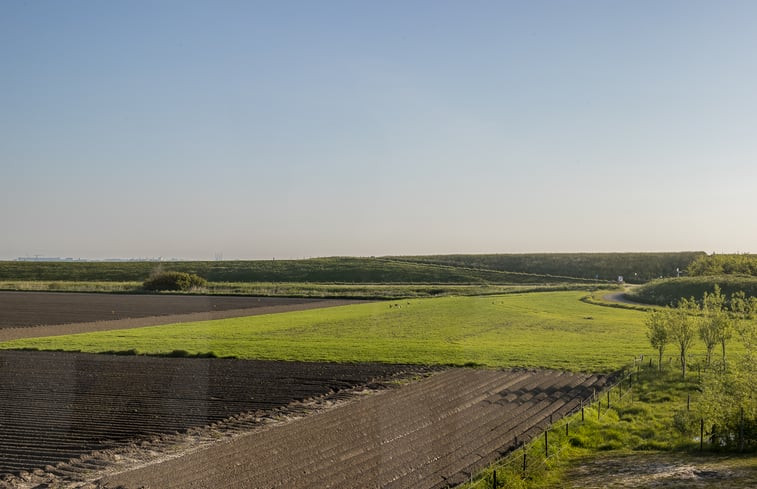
390,252,704,283
0,290,730,373
0,257,606,298
0,281,602,299
0,257,601,284
628,275,757,306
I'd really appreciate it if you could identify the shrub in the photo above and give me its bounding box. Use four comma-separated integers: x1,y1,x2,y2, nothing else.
143,271,207,291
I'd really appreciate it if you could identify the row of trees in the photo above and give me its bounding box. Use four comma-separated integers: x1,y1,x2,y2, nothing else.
646,285,756,448
646,286,756,377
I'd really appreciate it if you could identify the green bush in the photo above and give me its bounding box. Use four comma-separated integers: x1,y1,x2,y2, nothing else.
143,271,207,291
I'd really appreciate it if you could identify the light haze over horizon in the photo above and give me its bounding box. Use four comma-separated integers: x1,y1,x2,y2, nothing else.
2,1,756,260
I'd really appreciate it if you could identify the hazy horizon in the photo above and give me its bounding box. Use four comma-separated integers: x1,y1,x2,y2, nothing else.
0,249,723,263
3,1,756,260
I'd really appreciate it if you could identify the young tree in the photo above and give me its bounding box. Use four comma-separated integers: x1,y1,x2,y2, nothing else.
698,303,757,449
670,297,699,379
646,309,669,372
728,291,754,364
701,285,729,367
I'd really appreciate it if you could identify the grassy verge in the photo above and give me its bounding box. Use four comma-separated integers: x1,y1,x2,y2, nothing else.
460,367,756,488
0,280,600,299
0,291,729,372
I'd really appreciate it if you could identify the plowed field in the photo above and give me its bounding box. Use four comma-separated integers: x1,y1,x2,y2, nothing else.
0,351,422,481
0,291,362,341
0,350,607,488
0,291,360,328
104,369,607,489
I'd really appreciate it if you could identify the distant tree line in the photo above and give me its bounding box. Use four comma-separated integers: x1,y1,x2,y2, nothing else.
391,252,705,283
687,253,757,276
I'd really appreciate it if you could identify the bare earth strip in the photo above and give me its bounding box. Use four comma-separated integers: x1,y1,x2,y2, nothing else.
563,452,757,489
0,291,364,341
102,369,607,489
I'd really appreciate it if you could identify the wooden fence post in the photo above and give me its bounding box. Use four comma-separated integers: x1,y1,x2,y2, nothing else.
492,469,497,488
581,400,584,422
545,430,548,458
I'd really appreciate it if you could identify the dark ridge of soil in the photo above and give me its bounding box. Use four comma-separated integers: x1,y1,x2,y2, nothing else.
0,350,424,478
0,302,363,342
0,291,364,328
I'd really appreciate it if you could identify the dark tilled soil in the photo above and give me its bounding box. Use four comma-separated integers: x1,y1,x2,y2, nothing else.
0,350,424,480
100,368,607,489
0,291,361,328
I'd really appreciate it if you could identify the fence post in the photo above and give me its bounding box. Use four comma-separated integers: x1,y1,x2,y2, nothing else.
700,418,704,452
607,389,611,409
687,394,690,411
566,421,569,437
522,445,527,477
545,430,548,458
492,469,497,488
581,400,584,422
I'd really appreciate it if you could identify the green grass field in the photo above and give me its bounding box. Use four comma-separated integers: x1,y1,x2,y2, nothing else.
1,290,717,373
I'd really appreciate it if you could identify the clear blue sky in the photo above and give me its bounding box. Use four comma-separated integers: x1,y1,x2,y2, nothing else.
2,1,756,259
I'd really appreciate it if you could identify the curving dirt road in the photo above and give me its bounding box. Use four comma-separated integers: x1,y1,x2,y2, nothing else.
601,286,647,306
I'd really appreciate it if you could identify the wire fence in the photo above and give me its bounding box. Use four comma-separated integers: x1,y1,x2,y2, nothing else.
466,354,754,488
465,361,638,488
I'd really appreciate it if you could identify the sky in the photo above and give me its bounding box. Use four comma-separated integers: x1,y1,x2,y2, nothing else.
2,1,756,260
